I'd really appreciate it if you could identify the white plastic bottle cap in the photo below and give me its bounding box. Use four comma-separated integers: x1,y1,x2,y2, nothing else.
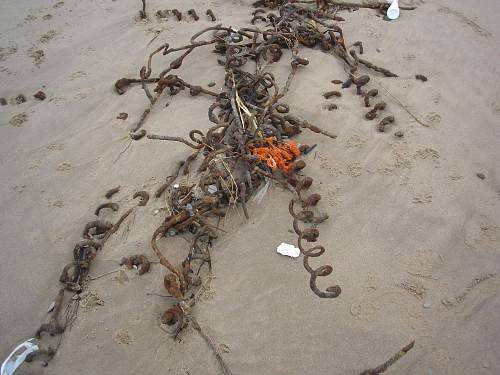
386,0,400,20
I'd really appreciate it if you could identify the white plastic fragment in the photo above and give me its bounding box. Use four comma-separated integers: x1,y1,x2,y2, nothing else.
386,0,400,20
207,184,218,194
251,179,270,204
1,338,39,375
276,242,300,258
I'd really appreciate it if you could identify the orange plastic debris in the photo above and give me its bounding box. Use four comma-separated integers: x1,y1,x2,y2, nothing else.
248,137,301,173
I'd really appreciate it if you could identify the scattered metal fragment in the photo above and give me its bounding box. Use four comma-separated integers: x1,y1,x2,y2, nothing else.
365,101,386,120
120,254,151,275
83,220,113,239
133,190,150,206
352,75,370,95
331,79,343,84
359,340,415,375
130,129,147,140
139,0,147,19
35,288,65,338
323,90,341,99
342,78,352,88
105,186,120,199
188,9,199,21
377,115,395,132
363,88,378,107
353,41,363,54
34,91,46,100
172,9,182,21
94,202,119,216
206,9,216,21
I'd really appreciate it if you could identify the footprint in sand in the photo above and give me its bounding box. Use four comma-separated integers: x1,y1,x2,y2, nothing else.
9,113,28,127
438,6,492,38
69,70,87,80
346,161,362,177
47,143,65,151
81,290,105,311
414,148,440,161
350,291,427,331
113,270,130,285
0,45,18,62
113,329,133,344
425,112,442,125
491,102,500,115
414,148,440,168
324,185,343,207
432,93,441,104
345,134,367,148
412,193,432,204
448,166,464,181
49,200,64,208
40,30,57,44
401,248,442,278
402,54,416,61
56,162,72,172
464,214,500,254
28,159,41,169
27,47,45,66
25,13,38,22
12,184,26,194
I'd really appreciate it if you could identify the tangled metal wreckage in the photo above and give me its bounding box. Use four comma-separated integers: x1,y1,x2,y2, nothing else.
4,1,423,374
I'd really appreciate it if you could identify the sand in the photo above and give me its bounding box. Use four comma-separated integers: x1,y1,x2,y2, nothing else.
1,0,499,374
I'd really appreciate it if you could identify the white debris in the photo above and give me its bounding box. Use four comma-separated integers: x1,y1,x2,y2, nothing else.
276,242,300,258
207,184,218,194
1,338,39,375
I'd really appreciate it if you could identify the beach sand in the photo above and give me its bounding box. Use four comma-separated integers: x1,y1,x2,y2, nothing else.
1,0,499,374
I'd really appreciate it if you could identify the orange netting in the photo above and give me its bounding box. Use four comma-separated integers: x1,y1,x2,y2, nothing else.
247,137,301,173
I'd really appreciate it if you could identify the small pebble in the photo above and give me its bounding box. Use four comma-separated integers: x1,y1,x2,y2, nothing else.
482,362,490,369
423,302,432,309
0,98,7,106
34,91,46,100
376,48,381,53
415,74,428,82
207,81,216,87
476,172,486,180
116,112,128,120
394,131,404,138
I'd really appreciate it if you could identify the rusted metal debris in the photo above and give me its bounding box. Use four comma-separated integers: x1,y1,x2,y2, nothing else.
22,0,422,370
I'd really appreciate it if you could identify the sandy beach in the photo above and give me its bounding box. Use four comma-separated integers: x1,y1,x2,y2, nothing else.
1,0,499,374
